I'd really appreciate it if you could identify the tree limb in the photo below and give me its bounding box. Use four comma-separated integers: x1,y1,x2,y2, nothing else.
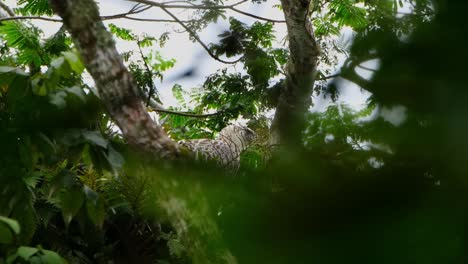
0,16,62,22
0,1,15,17
49,0,179,158
270,0,321,147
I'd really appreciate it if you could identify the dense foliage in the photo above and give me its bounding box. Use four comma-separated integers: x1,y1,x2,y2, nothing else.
1,0,467,263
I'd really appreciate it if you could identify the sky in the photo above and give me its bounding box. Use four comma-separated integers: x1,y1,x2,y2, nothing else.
3,0,372,112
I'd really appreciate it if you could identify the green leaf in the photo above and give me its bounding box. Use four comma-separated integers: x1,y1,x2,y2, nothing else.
139,36,156,47
106,145,125,170
0,21,43,66
65,86,86,102
49,86,86,108
49,90,67,108
329,0,368,29
29,256,42,263
0,216,20,244
86,198,105,228
33,84,47,96
50,56,65,69
0,66,29,76
83,185,98,203
59,187,84,226
81,144,93,167
17,0,54,16
16,246,39,260
23,172,42,189
10,203,36,243
172,84,186,107
108,23,135,41
38,132,57,152
0,21,41,50
47,162,76,198
151,51,176,72
0,224,14,244
63,51,84,74
7,247,66,264
0,216,21,235
31,77,48,96
271,48,288,65
82,131,108,148
39,249,66,264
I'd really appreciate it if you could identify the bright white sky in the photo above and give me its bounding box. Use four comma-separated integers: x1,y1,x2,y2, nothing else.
4,0,371,112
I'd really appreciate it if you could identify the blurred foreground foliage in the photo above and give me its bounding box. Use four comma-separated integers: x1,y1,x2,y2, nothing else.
1,0,468,263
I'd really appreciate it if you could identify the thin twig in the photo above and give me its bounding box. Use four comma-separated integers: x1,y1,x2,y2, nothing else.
128,0,225,10
230,7,285,23
151,107,225,118
136,38,160,106
0,3,153,23
100,4,152,20
356,64,378,72
0,15,183,23
128,0,286,23
316,73,340,81
231,0,249,7
160,6,242,64
122,16,182,23
0,16,62,23
161,0,197,6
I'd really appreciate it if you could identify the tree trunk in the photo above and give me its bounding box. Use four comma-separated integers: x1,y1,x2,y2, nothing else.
270,0,320,147
49,0,179,158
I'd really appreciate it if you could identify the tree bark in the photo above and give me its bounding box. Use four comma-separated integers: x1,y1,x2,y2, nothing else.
48,0,179,158
270,0,320,147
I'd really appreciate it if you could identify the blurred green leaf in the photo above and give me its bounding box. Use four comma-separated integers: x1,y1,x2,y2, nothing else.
82,131,108,148
59,187,84,226
15,246,39,260
86,198,105,228
39,249,65,264
0,216,20,235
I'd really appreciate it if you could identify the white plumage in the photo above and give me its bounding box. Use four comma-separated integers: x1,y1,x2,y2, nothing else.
178,125,256,169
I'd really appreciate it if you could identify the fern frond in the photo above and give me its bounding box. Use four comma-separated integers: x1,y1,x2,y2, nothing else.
329,0,367,29
17,0,54,16
0,21,45,67
0,21,41,50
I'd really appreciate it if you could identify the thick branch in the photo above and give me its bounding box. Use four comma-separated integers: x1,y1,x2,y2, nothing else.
0,2,15,17
49,0,179,158
270,0,320,147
